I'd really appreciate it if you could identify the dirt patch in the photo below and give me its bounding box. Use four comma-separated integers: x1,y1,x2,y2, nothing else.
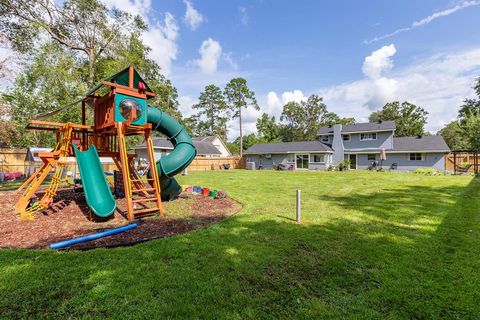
0,188,241,250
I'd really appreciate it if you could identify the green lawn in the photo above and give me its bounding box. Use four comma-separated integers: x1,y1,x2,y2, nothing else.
1,170,479,319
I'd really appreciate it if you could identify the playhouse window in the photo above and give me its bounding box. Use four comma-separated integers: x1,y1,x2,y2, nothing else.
119,99,142,122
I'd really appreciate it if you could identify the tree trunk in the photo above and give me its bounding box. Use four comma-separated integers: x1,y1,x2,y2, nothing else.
239,106,243,157
87,50,95,88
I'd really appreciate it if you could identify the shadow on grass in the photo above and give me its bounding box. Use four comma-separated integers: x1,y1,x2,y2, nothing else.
0,180,479,319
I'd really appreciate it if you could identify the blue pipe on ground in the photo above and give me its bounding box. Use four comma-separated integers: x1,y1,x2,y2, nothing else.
49,223,138,249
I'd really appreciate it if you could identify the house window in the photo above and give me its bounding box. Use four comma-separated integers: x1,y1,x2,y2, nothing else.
360,133,377,141
342,134,351,141
409,153,424,161
321,135,329,142
367,154,376,161
310,154,325,163
287,154,295,163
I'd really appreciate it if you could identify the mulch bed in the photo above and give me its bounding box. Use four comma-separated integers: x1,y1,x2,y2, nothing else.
0,188,241,250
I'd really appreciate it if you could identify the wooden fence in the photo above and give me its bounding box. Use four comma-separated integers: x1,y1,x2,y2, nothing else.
187,156,245,171
445,152,478,172
0,148,28,174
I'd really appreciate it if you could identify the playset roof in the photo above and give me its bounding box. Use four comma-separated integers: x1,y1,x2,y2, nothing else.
86,66,153,97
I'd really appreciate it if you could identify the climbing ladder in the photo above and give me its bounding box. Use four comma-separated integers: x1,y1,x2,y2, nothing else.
116,123,163,220
15,124,73,219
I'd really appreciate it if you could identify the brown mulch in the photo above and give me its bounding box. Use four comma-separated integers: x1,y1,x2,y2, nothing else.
0,188,241,250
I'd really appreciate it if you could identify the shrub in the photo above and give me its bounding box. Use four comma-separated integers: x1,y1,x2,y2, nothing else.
414,168,439,175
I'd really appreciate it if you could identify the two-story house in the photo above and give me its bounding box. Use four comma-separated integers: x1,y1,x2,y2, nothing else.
244,121,450,171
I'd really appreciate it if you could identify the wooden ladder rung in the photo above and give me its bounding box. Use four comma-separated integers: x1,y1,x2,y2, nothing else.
132,188,155,192
133,207,160,215
132,197,158,203
131,178,154,182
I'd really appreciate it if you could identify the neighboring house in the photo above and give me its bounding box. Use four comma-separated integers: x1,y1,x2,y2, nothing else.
134,136,225,163
192,136,232,157
25,147,52,177
245,121,450,171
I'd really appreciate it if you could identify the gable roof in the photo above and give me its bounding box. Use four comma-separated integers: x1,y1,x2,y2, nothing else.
26,147,53,162
135,138,222,156
392,136,450,152
244,141,333,155
317,121,396,135
193,141,222,155
86,66,153,97
192,136,217,142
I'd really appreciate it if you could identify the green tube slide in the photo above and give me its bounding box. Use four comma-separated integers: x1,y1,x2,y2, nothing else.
147,105,196,201
73,145,116,217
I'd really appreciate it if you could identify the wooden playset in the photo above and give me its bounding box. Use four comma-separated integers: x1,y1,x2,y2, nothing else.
14,66,196,221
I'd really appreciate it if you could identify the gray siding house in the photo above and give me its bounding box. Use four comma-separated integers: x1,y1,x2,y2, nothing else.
245,121,450,171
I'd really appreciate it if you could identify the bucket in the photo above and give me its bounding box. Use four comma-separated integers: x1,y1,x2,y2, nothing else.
201,188,210,196
215,190,227,199
193,186,201,193
209,190,216,198
185,186,193,193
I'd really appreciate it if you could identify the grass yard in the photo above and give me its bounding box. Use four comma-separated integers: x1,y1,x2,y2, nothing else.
1,170,479,319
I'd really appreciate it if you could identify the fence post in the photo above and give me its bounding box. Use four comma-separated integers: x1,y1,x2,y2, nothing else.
296,189,301,223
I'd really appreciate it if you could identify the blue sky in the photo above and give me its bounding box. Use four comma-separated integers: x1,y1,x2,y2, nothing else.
14,0,480,140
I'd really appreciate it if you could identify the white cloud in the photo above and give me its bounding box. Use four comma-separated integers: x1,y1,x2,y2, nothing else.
319,46,480,131
366,1,480,44
141,13,179,75
102,0,151,18
178,95,197,117
267,91,281,109
183,0,204,31
239,7,249,26
362,44,396,79
195,38,222,74
281,90,307,104
222,52,238,71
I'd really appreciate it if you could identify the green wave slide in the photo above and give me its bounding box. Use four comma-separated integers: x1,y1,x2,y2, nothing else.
73,145,116,217
74,106,196,217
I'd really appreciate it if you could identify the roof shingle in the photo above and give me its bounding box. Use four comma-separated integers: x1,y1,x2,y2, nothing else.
392,136,450,152
244,141,333,154
317,121,396,135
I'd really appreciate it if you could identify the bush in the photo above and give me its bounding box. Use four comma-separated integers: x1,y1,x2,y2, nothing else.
414,168,439,175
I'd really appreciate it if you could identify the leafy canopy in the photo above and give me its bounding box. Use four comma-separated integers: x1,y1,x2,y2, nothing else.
369,101,428,137
256,113,281,142
191,84,229,140
280,94,349,141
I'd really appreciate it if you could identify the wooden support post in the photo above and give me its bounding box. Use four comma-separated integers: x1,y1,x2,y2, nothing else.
145,128,164,216
81,100,87,150
296,189,301,223
453,151,457,175
128,66,134,88
117,123,134,220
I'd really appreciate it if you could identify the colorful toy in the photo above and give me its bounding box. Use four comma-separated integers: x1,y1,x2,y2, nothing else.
14,66,196,220
201,188,210,196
